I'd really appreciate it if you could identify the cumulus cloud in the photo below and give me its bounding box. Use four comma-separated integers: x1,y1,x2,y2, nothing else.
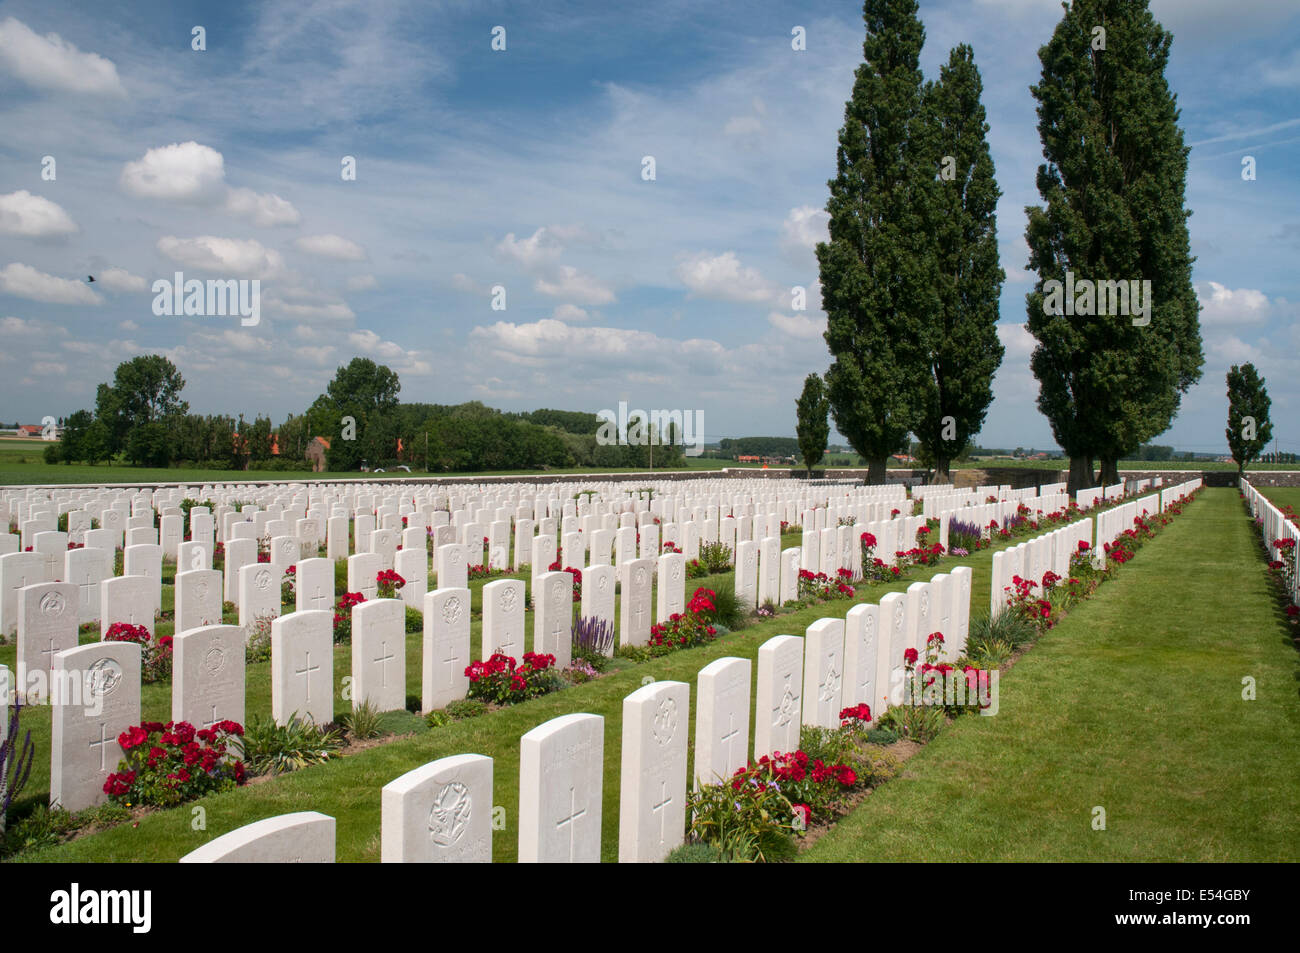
120,142,300,226
780,206,828,256
294,234,367,261
496,227,564,269
0,262,101,304
996,322,1036,359
97,267,147,292
553,303,590,322
156,235,285,278
534,265,615,305
470,319,726,375
675,251,777,303
346,274,378,291
0,190,77,237
1195,281,1271,325
223,186,301,227
767,310,824,339
0,17,125,96
120,142,227,201
348,328,431,375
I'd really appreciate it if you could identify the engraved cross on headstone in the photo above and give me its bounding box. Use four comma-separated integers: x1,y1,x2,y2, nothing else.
651,780,673,844
374,640,395,687
89,721,113,771
720,711,740,761
556,786,586,862
295,650,320,702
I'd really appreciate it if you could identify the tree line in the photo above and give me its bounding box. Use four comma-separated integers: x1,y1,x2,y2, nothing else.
46,354,692,472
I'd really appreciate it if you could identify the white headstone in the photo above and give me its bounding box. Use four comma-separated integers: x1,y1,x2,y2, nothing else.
100,574,155,631
619,558,653,647
802,618,845,728
351,598,407,712
175,569,223,631
271,610,334,727
17,581,78,703
518,712,603,863
180,812,335,863
534,570,573,669
295,557,334,612
50,640,141,812
694,656,751,788
481,579,524,659
754,634,804,758
579,564,615,636
172,624,246,730
382,754,493,863
619,680,689,863
422,588,470,713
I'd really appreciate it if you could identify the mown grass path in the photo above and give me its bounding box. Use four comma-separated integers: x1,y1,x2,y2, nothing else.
802,487,1300,861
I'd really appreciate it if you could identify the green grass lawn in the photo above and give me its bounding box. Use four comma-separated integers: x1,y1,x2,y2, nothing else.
800,487,1300,862
7,525,1025,862
1258,486,1300,511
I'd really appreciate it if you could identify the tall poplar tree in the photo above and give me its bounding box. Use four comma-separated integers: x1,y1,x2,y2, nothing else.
1225,363,1272,475
795,373,831,477
817,0,936,484
1024,0,1203,491
913,44,1005,483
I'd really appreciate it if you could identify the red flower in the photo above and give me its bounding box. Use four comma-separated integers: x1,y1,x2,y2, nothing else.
903,648,918,665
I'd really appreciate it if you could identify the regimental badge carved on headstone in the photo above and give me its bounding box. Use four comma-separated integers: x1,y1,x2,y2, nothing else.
428,781,471,847
776,680,796,727
202,645,226,678
651,697,678,746
40,589,67,616
442,595,462,627
86,657,123,698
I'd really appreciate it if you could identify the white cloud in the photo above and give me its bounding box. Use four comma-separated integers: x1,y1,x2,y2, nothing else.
1196,281,1271,325
98,267,147,292
156,235,285,278
534,265,615,305
675,251,776,303
0,315,46,335
0,190,77,237
223,187,301,227
118,320,139,331
120,141,227,202
996,322,1036,359
263,286,354,322
294,233,367,261
496,227,563,268
346,274,378,291
470,318,726,371
767,310,824,339
780,206,828,256
553,303,590,322
347,328,431,375
0,262,101,304
0,17,125,96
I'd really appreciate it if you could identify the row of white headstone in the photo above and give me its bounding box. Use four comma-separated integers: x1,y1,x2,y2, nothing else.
989,519,1093,618
1241,478,1299,605
177,564,973,864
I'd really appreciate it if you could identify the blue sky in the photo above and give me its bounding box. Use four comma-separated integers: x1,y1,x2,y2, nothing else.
1,0,1297,454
